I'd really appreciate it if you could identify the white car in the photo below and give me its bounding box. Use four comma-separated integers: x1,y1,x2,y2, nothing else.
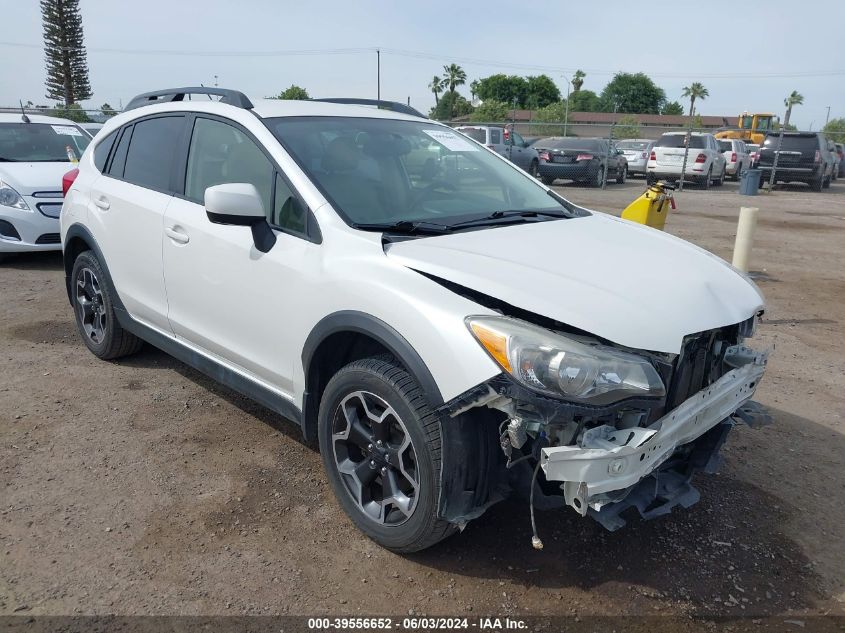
0,113,91,261
647,132,727,188
61,88,769,551
717,138,752,181
616,138,655,176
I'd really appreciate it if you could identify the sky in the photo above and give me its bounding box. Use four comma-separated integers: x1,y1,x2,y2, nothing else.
2,0,844,129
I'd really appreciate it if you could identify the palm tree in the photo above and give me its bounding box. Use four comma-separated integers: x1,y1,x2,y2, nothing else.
783,90,804,127
469,79,480,103
429,75,444,106
442,63,467,117
571,70,585,93
681,82,709,117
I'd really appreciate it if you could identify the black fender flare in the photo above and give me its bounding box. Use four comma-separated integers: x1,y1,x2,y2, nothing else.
63,223,124,310
301,311,444,440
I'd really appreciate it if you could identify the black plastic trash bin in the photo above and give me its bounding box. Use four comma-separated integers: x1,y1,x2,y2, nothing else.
740,168,761,195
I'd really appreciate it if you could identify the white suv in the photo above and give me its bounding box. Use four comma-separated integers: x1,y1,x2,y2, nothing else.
1,113,91,260
647,131,727,188
61,88,769,551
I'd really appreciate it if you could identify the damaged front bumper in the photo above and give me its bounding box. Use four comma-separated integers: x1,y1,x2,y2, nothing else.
541,347,769,527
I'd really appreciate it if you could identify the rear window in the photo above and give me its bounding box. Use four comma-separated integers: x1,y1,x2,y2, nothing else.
762,135,819,151
537,137,604,151
457,128,487,143
617,141,649,150
717,140,733,152
656,134,706,149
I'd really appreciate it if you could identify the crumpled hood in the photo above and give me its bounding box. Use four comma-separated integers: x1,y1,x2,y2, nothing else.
386,213,764,354
0,162,72,195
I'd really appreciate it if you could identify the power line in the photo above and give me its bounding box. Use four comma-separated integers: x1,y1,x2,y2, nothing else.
2,40,843,79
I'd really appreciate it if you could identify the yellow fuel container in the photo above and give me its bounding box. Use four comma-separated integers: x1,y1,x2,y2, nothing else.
621,182,675,230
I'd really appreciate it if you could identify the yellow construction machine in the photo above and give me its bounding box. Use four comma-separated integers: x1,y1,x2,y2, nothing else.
715,112,777,145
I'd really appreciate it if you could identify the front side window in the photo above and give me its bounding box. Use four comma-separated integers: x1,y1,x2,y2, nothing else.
185,117,273,215
122,116,184,191
266,116,576,229
0,122,90,163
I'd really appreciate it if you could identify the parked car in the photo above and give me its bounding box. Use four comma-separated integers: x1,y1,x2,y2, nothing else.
62,87,769,552
454,125,539,176
534,137,628,186
835,143,845,177
646,132,727,189
745,143,761,168
0,112,91,262
717,138,752,181
616,139,654,177
757,131,834,191
828,139,841,181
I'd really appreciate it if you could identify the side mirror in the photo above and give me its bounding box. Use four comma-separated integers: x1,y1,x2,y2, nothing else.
205,183,276,253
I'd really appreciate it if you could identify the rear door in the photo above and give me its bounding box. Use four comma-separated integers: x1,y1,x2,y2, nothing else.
88,115,186,331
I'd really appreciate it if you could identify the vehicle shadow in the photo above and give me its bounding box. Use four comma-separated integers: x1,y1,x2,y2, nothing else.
1,251,63,271
408,405,843,616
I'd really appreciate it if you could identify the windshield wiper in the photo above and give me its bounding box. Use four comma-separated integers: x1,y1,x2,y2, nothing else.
443,208,571,230
352,220,451,235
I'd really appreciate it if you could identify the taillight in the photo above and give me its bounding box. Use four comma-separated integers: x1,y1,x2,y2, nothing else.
649,151,656,161
694,153,707,163
731,152,737,162
814,150,821,164
538,151,550,161
62,168,79,197
576,153,593,161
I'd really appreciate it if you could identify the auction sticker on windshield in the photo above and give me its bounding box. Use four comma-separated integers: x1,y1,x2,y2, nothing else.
51,125,84,137
423,128,478,152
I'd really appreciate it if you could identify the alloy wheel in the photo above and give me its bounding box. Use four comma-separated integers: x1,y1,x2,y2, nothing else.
331,390,419,526
75,267,107,344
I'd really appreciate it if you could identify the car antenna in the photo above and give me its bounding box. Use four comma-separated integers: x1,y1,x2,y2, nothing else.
19,100,31,124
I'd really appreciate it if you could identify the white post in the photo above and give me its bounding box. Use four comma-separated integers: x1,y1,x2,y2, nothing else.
732,206,759,272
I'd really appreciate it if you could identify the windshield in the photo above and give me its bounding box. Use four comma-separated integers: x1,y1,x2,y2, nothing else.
266,116,574,229
0,122,91,162
656,134,706,149
617,141,649,150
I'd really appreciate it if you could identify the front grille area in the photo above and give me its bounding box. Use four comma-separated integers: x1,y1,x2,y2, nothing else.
666,325,740,409
35,233,61,245
0,219,21,241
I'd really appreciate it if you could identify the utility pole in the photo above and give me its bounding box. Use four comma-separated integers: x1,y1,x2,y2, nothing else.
825,106,831,126
376,49,380,101
560,74,570,136
767,105,788,191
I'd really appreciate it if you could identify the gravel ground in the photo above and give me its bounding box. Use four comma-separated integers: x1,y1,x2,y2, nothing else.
1,178,844,620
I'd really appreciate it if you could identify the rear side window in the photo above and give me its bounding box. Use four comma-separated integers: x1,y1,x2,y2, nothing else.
93,130,117,172
108,126,133,177
489,129,501,144
122,116,185,192
656,134,706,149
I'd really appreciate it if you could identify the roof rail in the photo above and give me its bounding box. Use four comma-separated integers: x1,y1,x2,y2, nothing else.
313,98,426,119
125,87,253,111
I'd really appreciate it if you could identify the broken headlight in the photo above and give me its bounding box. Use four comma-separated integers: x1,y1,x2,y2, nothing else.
466,316,665,406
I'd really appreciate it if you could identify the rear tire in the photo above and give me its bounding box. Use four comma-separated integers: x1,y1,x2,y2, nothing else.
541,175,555,186
318,357,455,553
71,250,143,360
528,160,539,178
700,167,712,190
714,165,725,187
822,175,831,189
591,167,604,188
810,173,823,191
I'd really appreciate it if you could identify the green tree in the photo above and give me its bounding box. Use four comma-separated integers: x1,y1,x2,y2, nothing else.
441,63,467,117
429,75,444,106
614,115,641,139
469,79,480,101
601,73,666,114
51,102,91,122
272,85,309,100
100,102,117,117
692,114,704,130
532,102,569,135
474,74,528,107
430,92,473,120
469,100,509,123
823,118,845,143
568,89,600,112
41,0,92,106
681,82,709,116
661,101,684,115
525,75,561,109
571,70,585,93
783,90,803,127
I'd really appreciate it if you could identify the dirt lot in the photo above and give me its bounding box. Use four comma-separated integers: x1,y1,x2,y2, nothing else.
2,178,844,620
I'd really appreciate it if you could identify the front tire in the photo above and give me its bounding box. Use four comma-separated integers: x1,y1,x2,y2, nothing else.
528,160,539,178
71,250,143,360
318,357,455,552
699,167,712,190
